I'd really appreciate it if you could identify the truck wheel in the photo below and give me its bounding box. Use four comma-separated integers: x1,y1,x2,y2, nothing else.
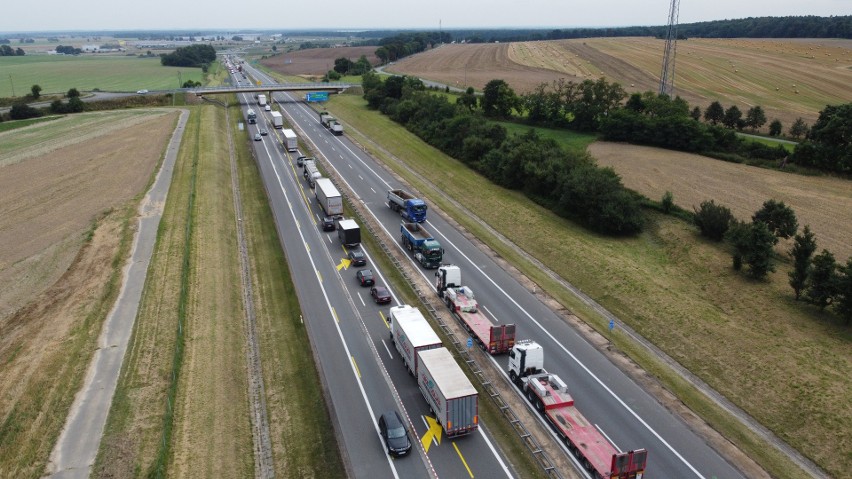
509,371,517,383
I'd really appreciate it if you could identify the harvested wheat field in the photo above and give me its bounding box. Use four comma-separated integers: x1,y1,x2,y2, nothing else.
390,38,852,127
589,141,852,260
261,46,379,77
0,109,178,477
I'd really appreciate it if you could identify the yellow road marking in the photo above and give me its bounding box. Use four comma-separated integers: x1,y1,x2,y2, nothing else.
453,442,474,478
351,356,360,378
379,311,389,327
332,307,339,323
316,270,322,282
421,416,442,453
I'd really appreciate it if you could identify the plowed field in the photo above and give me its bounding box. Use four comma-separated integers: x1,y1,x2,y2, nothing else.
389,38,852,127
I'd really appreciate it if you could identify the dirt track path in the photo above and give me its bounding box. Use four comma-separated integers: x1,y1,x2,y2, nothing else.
46,109,190,479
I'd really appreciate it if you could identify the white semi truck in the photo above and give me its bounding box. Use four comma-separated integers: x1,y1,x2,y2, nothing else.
315,178,342,217
282,129,298,152
389,305,442,376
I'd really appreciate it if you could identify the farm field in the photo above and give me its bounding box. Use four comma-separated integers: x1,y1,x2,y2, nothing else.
589,142,852,260
0,55,203,96
326,92,851,478
0,109,177,477
389,38,852,128
260,46,379,78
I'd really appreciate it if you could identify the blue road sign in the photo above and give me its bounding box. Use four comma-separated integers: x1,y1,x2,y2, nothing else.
609,319,615,331
306,92,329,102
467,337,473,348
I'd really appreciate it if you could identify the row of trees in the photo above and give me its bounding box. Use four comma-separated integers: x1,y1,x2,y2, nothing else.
692,198,851,324
361,72,644,235
56,45,82,55
160,44,216,68
0,45,25,56
332,55,373,76
374,31,450,63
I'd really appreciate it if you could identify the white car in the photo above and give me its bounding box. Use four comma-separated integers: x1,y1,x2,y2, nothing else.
136,89,148,95
265,105,271,111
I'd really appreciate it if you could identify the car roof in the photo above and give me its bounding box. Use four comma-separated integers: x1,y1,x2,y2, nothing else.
381,410,404,427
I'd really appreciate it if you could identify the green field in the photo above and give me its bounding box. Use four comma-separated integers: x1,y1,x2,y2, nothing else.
0,55,203,96
497,121,599,154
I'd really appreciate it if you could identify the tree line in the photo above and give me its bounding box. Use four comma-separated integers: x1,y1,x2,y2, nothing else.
0,45,25,56
361,72,644,235
693,199,851,325
374,31,450,63
160,44,216,68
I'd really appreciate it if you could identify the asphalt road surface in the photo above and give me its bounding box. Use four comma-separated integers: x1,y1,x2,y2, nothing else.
238,60,747,479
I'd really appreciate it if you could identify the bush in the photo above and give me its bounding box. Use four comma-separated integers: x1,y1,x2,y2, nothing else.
9,103,41,120
693,199,733,241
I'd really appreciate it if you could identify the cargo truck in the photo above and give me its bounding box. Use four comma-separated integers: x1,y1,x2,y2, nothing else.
282,129,298,152
258,94,267,106
417,347,478,437
247,109,257,124
303,160,321,188
387,189,427,223
315,178,343,217
508,341,648,479
389,305,442,376
400,222,443,269
336,218,361,247
319,111,344,135
435,265,515,354
270,111,283,129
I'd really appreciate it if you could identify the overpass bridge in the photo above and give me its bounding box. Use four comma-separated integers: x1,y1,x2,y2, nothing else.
191,82,355,97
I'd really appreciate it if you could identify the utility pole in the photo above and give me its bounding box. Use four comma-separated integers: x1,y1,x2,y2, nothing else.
9,74,15,97
659,0,680,96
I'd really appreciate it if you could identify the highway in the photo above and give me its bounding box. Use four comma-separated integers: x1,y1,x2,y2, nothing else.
226,65,515,479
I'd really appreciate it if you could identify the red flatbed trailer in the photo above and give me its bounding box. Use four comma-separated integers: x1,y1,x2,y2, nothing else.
445,287,515,354
526,372,647,478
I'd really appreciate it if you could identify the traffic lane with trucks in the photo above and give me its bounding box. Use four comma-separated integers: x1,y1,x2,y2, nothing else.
235,88,432,479
252,71,748,479
274,116,515,479
238,80,515,479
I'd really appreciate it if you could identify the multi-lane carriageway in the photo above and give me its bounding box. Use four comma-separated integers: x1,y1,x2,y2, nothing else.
228,61,747,479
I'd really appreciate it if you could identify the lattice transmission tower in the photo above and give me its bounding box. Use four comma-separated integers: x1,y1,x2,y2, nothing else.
659,0,681,96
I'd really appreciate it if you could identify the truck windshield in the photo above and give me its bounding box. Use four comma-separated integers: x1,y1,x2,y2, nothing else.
424,247,442,259
412,204,427,213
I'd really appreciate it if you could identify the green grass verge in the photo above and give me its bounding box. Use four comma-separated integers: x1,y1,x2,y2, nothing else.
93,108,200,478
232,103,345,477
0,115,61,132
323,93,841,479
496,120,599,154
736,133,797,153
0,56,203,96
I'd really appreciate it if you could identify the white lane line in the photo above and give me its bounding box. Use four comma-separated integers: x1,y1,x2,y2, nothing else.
596,424,622,453
357,292,366,307
381,339,393,359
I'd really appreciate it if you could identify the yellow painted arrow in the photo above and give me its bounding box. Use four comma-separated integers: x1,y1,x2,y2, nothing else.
421,415,442,453
336,258,351,271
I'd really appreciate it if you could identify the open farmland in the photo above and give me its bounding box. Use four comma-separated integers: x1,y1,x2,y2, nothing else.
0,55,203,96
260,46,379,77
0,109,177,477
389,38,852,127
590,142,852,261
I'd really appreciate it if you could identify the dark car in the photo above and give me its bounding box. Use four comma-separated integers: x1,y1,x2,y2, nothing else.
378,410,411,456
370,286,391,304
348,249,366,266
356,269,374,287
321,216,335,231
260,129,268,136
296,155,308,167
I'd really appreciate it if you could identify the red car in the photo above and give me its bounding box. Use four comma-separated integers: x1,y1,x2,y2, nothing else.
370,286,391,304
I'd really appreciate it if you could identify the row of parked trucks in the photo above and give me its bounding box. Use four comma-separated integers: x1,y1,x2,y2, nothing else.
304,159,362,247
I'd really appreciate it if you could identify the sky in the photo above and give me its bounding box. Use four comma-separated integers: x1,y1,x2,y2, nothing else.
0,0,849,32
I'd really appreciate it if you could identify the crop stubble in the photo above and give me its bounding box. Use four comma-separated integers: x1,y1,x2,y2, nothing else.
0,110,177,477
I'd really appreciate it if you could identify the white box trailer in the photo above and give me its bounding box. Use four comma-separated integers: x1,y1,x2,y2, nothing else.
417,347,479,437
282,129,298,152
315,178,343,217
270,111,283,128
389,305,442,376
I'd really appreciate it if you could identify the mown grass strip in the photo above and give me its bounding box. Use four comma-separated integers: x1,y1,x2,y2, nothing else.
148,110,200,479
233,104,345,477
